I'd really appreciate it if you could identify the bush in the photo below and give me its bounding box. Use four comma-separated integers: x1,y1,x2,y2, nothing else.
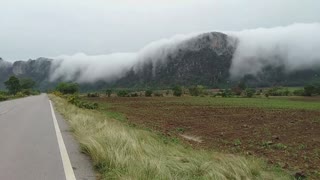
0,95,8,101
67,95,98,109
153,91,163,97
267,87,290,96
293,89,305,96
189,85,205,96
117,90,129,97
304,85,316,96
172,86,183,97
56,82,79,94
21,89,32,96
130,93,139,97
16,92,25,98
106,89,112,97
245,88,256,98
221,89,232,97
0,91,8,96
145,90,153,97
87,93,100,97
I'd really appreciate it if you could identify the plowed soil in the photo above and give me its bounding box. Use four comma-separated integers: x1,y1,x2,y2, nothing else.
89,96,320,178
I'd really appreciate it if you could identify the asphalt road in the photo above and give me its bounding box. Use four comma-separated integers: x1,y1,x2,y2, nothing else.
0,94,95,180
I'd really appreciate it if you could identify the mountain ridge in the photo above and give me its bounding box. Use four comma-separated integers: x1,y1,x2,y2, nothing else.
1,32,320,91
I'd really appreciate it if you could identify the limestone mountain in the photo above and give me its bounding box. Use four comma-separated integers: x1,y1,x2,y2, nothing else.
0,32,319,91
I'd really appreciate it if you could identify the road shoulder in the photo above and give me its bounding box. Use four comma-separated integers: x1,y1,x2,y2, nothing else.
52,101,97,180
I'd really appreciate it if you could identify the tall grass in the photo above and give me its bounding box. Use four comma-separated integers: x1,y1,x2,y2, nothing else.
50,95,291,180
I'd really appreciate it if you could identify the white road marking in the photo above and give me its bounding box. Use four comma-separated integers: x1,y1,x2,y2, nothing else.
49,100,76,180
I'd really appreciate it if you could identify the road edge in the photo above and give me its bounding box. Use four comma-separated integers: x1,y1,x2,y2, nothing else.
49,100,76,180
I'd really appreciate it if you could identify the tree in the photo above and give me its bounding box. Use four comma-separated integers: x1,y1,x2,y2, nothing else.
238,81,247,90
189,85,205,96
117,90,129,97
20,78,36,90
106,89,112,97
4,76,21,95
56,82,79,94
172,86,183,97
245,88,256,98
304,85,315,96
145,90,153,97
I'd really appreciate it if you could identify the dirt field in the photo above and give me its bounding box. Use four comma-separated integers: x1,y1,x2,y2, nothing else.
87,96,320,178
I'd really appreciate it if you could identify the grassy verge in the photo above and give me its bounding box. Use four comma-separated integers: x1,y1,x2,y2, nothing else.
50,95,291,179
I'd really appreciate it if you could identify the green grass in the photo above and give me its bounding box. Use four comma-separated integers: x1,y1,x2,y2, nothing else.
50,95,291,180
180,96,320,110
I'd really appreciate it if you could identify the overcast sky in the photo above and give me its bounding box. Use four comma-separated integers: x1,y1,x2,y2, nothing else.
0,0,319,61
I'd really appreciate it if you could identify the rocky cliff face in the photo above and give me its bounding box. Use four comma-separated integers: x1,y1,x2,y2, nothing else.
114,32,236,87
0,58,53,90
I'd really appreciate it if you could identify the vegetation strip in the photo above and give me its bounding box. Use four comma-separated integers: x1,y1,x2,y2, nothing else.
50,94,290,180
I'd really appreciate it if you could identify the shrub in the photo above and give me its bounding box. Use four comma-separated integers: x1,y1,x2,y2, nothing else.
16,92,25,97
67,95,98,109
106,89,112,97
130,93,139,97
4,76,21,95
145,90,153,97
153,91,163,97
117,90,129,97
189,85,205,96
21,89,32,96
56,82,79,94
221,89,232,97
172,86,183,97
267,87,290,96
0,91,8,96
304,85,316,96
293,89,305,96
245,88,256,98
0,95,8,101
87,93,100,97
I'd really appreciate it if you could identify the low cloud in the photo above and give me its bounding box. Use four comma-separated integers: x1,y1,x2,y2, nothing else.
228,23,320,78
49,23,320,83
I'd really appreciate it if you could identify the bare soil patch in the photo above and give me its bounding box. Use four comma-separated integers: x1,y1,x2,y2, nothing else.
89,97,320,178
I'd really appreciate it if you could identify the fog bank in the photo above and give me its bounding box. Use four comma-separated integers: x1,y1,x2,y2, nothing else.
229,23,320,78
49,23,320,83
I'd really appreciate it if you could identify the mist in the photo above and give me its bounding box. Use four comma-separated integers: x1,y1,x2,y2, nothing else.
49,23,320,83
49,32,202,83
229,23,320,78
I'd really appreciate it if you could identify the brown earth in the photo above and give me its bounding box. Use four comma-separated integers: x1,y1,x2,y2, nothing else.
88,97,320,179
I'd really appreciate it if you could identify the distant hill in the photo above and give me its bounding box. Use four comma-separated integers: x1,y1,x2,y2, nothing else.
0,57,55,90
1,32,320,91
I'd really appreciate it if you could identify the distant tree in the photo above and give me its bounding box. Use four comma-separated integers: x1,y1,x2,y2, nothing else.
145,90,153,97
221,89,232,97
293,89,305,96
304,85,315,96
172,86,183,97
56,82,79,94
106,89,112,97
20,78,36,90
189,85,205,96
238,81,247,90
117,90,129,97
245,88,256,98
4,76,21,95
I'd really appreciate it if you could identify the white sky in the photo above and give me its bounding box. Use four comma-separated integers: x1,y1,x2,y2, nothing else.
0,0,319,60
